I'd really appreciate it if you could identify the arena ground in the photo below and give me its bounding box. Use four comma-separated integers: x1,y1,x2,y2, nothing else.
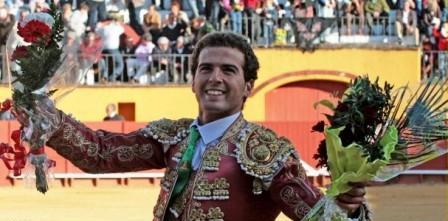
0,183,446,221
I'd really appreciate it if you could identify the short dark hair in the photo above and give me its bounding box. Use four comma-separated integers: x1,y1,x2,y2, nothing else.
191,32,259,82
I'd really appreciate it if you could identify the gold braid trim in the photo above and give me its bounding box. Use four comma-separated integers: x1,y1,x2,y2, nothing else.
235,123,297,186
141,118,193,146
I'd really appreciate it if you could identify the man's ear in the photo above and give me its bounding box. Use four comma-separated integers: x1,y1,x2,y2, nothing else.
192,74,196,93
244,80,255,98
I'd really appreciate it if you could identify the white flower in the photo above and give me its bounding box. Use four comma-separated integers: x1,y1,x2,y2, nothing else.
19,12,54,29
13,81,24,93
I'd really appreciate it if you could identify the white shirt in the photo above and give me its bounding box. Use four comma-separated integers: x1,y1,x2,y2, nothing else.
190,112,241,170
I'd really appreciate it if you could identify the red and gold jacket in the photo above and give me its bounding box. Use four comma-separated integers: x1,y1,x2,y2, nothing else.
47,114,334,221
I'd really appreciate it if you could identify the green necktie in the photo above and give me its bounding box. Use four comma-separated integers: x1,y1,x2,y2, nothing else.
170,126,200,201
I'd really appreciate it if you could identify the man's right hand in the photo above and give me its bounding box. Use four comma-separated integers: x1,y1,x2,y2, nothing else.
12,97,62,148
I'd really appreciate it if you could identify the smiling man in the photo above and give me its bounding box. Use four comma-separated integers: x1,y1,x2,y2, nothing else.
19,32,369,221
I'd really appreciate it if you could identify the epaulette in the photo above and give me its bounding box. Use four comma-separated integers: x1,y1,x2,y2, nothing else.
141,118,193,145
235,122,297,192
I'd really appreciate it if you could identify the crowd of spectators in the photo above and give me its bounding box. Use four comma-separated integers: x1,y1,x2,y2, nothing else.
0,0,447,83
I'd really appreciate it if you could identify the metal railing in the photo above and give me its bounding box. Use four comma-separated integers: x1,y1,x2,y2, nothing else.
79,53,192,85
219,12,418,46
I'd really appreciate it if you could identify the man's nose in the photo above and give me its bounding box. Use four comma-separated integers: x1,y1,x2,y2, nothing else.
209,68,224,82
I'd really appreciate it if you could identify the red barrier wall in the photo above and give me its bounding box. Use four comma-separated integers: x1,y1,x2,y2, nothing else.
1,120,447,186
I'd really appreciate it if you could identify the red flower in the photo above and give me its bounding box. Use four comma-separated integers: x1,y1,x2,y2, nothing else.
11,130,21,144
17,20,51,43
11,46,28,61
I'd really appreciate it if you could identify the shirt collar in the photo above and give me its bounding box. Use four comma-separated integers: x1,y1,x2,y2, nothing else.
191,112,241,145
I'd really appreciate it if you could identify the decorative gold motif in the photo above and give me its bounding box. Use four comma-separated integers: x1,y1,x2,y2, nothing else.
169,171,197,218
251,144,271,162
142,118,192,145
189,208,207,221
212,178,230,200
206,207,225,221
235,123,297,184
55,123,155,169
172,139,188,162
193,177,230,200
252,178,263,195
160,169,178,191
188,207,224,221
202,149,220,171
280,186,311,219
193,177,212,200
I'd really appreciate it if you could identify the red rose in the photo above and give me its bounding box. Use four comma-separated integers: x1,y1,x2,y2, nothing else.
17,20,52,43
11,130,21,144
11,46,28,61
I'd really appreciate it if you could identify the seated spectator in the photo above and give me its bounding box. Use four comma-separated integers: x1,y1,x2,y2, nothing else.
161,12,187,43
172,36,192,83
152,36,172,83
317,0,336,18
396,0,418,44
79,31,106,84
103,103,124,121
433,21,448,77
421,34,434,80
120,36,137,82
143,5,162,43
67,2,90,37
126,33,156,84
171,1,190,25
344,0,366,35
365,0,390,35
191,16,215,44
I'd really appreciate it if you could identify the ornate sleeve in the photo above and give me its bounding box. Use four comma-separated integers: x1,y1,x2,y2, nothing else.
270,155,371,221
269,155,324,221
46,112,191,173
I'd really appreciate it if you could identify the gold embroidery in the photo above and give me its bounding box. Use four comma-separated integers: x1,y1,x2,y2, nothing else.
169,171,197,218
189,207,224,221
161,169,178,191
193,177,212,200
251,144,271,162
189,208,207,221
252,178,263,195
280,186,311,219
193,177,230,200
142,118,192,145
58,123,155,166
212,178,230,200
206,207,224,221
235,123,297,183
202,149,220,171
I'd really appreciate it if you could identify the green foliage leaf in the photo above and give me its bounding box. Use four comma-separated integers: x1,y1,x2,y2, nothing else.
325,126,398,197
313,99,335,110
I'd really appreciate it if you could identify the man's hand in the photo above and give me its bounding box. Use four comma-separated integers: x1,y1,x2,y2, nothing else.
335,182,366,216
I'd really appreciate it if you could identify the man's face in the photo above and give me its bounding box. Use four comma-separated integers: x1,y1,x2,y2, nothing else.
192,47,253,124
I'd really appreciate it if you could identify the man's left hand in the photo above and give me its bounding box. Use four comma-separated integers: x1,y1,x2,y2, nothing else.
335,182,366,215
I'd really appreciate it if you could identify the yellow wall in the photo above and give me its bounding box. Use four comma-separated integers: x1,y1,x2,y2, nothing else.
0,47,421,122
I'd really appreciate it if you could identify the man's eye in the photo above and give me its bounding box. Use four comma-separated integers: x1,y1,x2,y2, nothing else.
223,68,235,74
199,67,212,72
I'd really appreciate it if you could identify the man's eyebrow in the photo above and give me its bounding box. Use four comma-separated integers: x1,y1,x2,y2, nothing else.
221,64,238,70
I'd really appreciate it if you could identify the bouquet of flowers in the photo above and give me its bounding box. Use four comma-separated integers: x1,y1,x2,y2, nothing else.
302,76,448,221
0,4,91,193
